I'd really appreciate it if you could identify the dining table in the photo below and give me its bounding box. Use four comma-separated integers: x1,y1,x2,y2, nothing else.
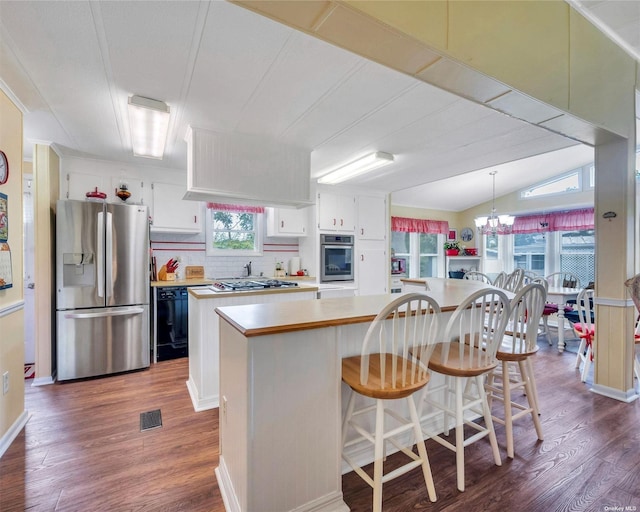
546,286,581,352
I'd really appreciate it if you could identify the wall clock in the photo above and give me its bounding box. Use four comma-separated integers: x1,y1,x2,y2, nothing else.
0,151,8,185
461,227,474,242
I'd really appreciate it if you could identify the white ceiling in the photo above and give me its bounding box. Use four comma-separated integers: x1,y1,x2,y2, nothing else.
0,1,637,211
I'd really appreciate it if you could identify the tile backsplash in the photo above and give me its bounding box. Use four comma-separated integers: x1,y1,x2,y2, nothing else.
150,231,302,279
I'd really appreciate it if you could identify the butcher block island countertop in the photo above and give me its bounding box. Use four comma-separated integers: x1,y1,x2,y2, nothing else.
213,278,503,512
215,277,491,336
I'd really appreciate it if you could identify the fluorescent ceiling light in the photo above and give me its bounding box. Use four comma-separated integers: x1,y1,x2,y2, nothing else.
128,95,170,159
318,151,394,185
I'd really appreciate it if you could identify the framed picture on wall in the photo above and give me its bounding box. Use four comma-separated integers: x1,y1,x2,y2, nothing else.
448,229,457,241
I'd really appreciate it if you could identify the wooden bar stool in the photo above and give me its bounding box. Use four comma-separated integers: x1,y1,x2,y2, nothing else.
486,282,546,458
341,293,440,512
416,287,511,492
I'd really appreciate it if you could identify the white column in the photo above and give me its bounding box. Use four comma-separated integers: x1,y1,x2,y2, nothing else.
592,131,638,402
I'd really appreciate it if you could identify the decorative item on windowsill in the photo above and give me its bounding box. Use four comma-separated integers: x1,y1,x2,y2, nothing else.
474,171,515,234
444,240,461,256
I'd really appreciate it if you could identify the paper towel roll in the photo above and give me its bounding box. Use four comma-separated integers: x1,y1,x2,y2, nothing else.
289,257,301,275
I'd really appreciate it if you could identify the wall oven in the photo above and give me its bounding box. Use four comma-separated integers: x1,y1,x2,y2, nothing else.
320,234,354,282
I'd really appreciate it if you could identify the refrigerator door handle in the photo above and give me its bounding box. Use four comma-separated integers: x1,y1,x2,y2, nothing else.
105,211,114,299
64,307,145,319
97,211,105,298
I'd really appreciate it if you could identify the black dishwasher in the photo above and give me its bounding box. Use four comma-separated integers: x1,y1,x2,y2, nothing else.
155,287,189,361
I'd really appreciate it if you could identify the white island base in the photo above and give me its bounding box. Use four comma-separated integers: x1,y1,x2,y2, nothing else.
187,284,317,412
214,279,499,512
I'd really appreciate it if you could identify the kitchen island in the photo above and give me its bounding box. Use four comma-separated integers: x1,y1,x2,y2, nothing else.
214,278,500,512
187,282,318,411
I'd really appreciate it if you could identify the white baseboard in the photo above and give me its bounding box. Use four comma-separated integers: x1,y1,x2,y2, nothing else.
0,409,30,458
590,384,640,403
186,378,219,412
216,457,241,512
31,375,55,386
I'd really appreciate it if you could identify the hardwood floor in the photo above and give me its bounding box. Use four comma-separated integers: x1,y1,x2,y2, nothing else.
0,359,222,512
1,337,639,512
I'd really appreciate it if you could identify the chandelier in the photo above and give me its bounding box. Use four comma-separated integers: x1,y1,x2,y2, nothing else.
474,171,515,233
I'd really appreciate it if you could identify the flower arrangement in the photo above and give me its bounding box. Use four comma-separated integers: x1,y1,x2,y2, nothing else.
444,240,461,251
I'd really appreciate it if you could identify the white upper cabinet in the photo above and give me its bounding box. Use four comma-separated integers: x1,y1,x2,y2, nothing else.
151,182,201,234
317,192,356,232
66,172,144,204
357,195,386,240
265,207,308,237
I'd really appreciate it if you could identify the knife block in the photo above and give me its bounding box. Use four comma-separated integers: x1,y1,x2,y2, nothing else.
158,265,176,281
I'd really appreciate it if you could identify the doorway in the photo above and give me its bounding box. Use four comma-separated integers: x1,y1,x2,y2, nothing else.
23,174,35,377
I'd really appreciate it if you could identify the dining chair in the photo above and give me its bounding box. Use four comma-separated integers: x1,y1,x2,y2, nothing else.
463,271,492,284
545,272,581,289
503,268,525,293
624,275,640,385
492,271,508,288
485,283,546,458
566,288,595,382
634,317,640,385
416,287,511,492
541,272,581,343
341,293,439,512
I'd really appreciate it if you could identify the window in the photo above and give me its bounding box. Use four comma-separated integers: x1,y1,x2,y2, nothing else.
520,170,581,199
485,233,499,260
419,233,438,277
391,231,441,278
206,209,263,256
513,233,546,274
560,229,594,286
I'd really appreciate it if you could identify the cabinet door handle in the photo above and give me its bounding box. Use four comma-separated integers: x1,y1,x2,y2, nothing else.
361,254,364,261
340,219,343,226
333,218,336,226
281,220,284,228
194,216,197,223
361,228,364,235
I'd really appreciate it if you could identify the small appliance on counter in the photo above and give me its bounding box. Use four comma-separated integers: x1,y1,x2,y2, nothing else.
391,257,406,275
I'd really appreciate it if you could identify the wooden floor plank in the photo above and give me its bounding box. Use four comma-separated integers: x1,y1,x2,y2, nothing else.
1,338,639,512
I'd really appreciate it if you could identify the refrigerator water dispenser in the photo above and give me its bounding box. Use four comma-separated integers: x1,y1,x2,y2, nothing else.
62,252,95,287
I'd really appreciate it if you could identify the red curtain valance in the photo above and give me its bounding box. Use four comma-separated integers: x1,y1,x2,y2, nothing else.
206,202,265,214
511,208,594,234
391,216,449,234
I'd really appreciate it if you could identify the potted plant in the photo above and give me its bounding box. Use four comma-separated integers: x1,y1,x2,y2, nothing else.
444,240,461,256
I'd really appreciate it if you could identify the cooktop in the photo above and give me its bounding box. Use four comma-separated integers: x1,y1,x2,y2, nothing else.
210,279,299,292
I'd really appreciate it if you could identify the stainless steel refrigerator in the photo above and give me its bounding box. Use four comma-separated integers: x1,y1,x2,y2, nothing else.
56,199,150,380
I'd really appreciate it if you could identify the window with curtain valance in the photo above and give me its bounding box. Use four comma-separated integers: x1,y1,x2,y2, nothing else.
511,208,594,234
205,203,263,256
391,216,449,234
206,202,265,214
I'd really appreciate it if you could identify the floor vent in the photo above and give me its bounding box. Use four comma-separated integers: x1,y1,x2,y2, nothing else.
140,409,163,432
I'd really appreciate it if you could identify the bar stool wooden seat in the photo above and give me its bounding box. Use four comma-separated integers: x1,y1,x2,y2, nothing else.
415,287,511,492
485,282,546,458
341,293,440,512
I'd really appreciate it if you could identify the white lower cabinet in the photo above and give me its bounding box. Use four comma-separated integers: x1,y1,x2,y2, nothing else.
357,247,387,295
